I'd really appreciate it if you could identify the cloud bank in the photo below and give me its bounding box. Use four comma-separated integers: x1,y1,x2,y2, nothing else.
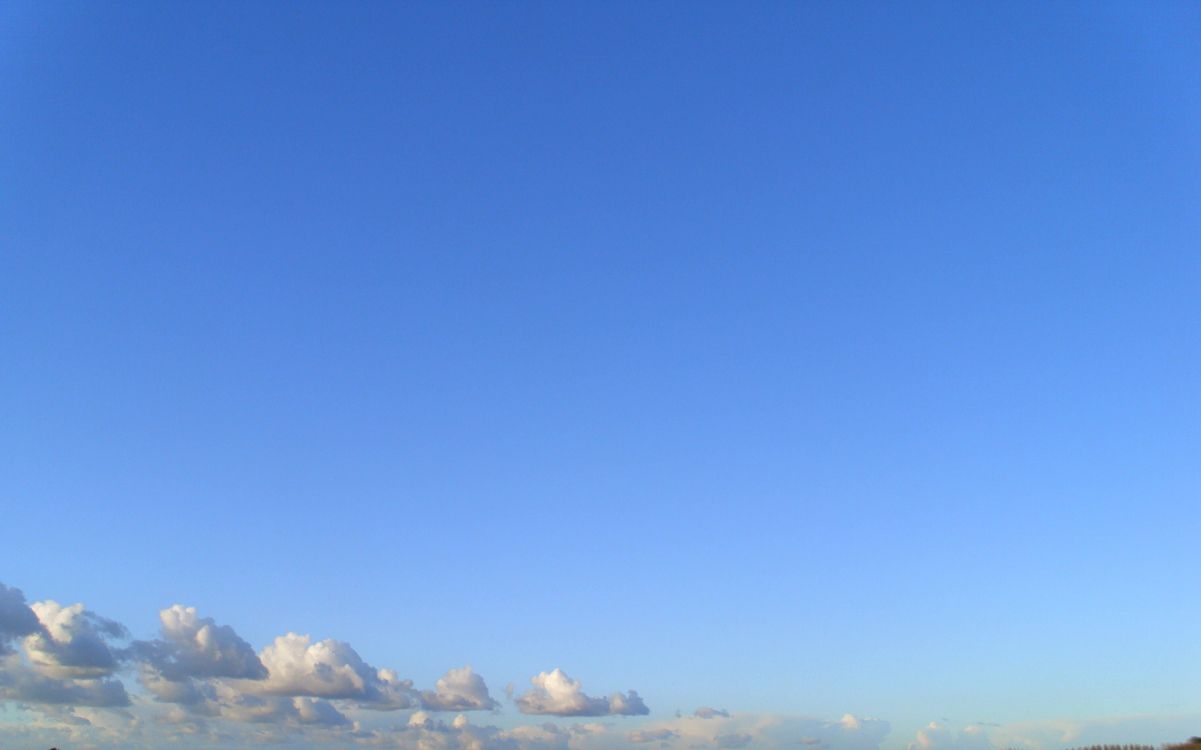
0,580,664,749
1,580,1198,750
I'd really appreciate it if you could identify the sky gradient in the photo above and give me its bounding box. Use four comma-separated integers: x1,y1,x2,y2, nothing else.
2,2,1199,749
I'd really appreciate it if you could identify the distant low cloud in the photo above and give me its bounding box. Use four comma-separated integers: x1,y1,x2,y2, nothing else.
354,714,615,750
715,732,753,748
631,727,680,743
515,668,649,717
694,707,730,719
616,710,892,750
909,722,993,750
903,716,1201,750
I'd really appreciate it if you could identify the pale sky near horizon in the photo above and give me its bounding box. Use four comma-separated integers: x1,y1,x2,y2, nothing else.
2,2,1199,750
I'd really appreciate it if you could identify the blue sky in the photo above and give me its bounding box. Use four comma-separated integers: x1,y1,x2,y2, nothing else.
1,2,1199,749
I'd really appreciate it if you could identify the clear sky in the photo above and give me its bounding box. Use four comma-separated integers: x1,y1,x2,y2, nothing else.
1,2,1199,750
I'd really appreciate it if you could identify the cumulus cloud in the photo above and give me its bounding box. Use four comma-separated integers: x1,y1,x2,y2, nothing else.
23,600,128,678
249,632,415,709
207,683,350,727
515,668,649,717
133,604,267,682
136,663,220,709
420,665,499,711
0,583,41,651
128,606,419,729
0,588,135,717
0,654,130,707
0,580,435,741
695,706,730,719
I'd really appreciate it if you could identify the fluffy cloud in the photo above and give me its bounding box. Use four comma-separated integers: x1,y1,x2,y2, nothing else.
134,604,267,682
0,591,133,713
0,580,434,739
515,668,649,717
22,600,128,678
0,583,41,651
249,632,415,709
130,607,405,730
420,666,498,711
0,654,130,707
130,604,270,720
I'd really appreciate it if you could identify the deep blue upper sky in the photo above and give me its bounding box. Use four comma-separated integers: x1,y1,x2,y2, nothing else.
1,1,1199,746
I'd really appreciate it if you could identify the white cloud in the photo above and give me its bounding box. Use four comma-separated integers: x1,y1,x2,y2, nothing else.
249,632,415,709
420,665,499,711
0,591,133,714
134,604,268,681
515,668,649,717
23,600,128,678
0,583,41,652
